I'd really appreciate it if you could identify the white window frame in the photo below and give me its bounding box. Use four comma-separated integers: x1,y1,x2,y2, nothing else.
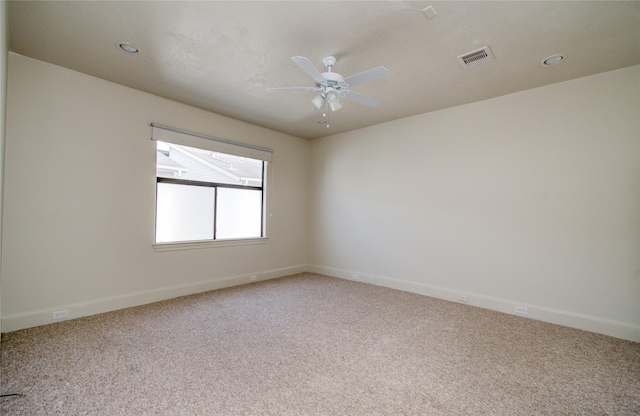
150,123,272,251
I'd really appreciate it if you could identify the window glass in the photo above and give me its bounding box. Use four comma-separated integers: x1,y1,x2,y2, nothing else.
155,141,265,243
156,183,215,243
216,188,263,239
156,142,263,186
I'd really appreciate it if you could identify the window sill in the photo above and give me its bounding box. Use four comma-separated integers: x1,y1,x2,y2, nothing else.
153,237,268,252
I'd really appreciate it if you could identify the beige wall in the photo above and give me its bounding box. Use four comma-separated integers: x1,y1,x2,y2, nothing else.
2,53,309,331
310,65,640,341
3,52,639,342
0,0,8,336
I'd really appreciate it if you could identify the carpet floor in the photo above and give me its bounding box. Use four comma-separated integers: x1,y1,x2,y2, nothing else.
1,273,639,415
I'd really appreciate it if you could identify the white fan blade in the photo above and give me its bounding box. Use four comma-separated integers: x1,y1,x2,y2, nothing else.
343,66,389,87
266,86,318,92
341,90,380,107
292,56,325,83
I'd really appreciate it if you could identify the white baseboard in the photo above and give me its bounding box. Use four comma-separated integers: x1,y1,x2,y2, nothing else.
308,264,640,343
5,263,638,343
1,264,308,333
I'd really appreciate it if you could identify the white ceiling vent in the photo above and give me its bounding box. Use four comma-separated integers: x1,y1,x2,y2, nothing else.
457,46,494,69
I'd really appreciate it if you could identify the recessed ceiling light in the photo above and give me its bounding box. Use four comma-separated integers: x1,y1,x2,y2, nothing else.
118,42,139,54
542,54,565,66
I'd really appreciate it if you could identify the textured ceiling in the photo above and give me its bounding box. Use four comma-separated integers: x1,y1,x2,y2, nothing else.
9,1,640,140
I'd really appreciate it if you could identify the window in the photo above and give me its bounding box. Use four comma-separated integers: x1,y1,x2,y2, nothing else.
152,124,272,244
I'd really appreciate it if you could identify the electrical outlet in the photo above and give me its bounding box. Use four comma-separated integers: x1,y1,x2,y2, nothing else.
249,275,258,282
352,274,360,280
514,305,529,315
457,296,469,303
52,310,69,320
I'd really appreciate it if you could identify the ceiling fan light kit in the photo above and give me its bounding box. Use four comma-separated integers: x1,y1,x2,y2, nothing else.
326,91,342,112
311,94,325,110
266,55,389,126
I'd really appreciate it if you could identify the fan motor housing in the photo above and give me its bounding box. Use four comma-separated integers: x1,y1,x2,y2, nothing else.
318,72,346,89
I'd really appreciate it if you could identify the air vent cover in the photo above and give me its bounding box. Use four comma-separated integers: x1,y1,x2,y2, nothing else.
457,46,494,69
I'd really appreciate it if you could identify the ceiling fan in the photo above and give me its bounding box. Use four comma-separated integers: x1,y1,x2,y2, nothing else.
266,56,389,113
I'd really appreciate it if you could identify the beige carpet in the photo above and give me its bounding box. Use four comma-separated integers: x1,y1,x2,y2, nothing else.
1,273,639,415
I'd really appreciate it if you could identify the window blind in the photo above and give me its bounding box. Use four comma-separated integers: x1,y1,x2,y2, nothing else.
150,123,273,162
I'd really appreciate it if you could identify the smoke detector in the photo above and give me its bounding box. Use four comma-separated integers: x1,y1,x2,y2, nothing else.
458,46,494,69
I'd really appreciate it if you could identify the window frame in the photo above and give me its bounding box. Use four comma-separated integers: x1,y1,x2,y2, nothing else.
150,123,271,251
